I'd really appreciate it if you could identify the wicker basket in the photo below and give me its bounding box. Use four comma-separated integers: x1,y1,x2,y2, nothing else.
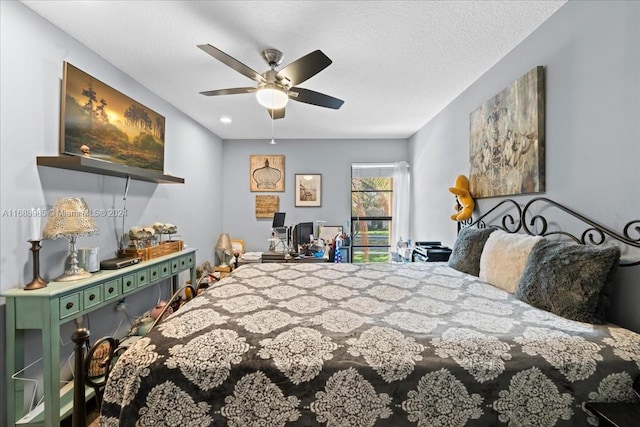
123,240,184,261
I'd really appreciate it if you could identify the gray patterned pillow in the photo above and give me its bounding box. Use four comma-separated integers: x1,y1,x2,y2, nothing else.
514,240,621,324
447,226,497,276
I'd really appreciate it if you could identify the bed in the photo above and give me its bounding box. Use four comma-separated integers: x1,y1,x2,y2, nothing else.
99,198,640,426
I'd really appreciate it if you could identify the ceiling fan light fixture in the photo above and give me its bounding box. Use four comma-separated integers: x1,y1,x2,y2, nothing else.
256,84,288,109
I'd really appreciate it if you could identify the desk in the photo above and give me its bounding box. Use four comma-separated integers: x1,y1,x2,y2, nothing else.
260,252,328,263
289,255,328,263
3,249,196,426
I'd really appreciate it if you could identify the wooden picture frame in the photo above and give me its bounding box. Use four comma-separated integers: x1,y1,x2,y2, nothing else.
60,62,166,173
250,155,285,192
295,174,322,207
469,66,545,198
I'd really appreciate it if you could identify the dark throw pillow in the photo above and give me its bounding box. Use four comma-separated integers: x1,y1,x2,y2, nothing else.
514,240,621,324
448,226,497,276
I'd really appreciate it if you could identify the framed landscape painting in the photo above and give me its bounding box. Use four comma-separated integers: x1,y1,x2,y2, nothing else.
469,66,545,198
60,62,165,173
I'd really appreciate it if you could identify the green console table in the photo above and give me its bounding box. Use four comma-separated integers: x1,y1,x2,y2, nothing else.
3,248,196,426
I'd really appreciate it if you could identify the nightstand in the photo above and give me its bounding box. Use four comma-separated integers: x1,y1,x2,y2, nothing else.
585,402,640,427
412,241,452,262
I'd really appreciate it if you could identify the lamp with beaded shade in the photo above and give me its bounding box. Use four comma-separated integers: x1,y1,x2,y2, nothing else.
215,233,233,268
43,197,99,281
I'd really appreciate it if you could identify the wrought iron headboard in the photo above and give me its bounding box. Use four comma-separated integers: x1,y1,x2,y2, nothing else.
466,197,640,267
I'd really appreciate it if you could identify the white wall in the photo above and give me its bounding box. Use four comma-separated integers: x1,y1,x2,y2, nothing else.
0,2,224,423
221,139,408,252
409,1,640,331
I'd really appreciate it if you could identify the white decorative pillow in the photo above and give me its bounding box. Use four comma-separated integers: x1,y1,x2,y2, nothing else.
479,230,543,293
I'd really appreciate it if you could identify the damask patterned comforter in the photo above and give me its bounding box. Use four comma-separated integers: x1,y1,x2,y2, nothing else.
99,262,640,426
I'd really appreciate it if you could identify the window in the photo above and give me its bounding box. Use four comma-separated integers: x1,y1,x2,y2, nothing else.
351,163,394,263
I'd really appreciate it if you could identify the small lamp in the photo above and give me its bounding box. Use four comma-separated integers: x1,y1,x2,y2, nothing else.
215,233,233,267
43,197,99,281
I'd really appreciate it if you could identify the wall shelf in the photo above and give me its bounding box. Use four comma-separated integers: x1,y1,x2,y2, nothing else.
36,156,184,184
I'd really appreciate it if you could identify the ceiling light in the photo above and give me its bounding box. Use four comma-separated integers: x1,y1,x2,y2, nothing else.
219,116,232,124
269,138,277,145
256,84,288,109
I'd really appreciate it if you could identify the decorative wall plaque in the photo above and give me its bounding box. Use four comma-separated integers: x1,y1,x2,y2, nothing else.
255,195,279,218
250,155,285,192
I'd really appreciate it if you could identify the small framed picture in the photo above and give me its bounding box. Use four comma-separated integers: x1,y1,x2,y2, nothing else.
295,174,322,207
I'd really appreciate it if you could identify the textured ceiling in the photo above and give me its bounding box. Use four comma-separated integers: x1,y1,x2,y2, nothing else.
21,0,566,140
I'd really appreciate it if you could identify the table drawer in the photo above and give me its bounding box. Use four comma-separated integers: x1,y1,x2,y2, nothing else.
137,269,149,288
171,258,181,273
122,274,137,293
148,265,160,283
172,254,194,273
83,285,103,309
184,253,195,268
60,293,80,319
104,279,120,300
159,261,171,278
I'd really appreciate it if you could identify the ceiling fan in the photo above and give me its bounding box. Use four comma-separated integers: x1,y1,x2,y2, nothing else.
197,44,344,119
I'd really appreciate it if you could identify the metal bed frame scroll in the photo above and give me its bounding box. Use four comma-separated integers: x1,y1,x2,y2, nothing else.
467,197,640,267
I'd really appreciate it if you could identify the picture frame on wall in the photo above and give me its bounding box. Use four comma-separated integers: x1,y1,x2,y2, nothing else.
250,155,285,192
295,174,322,207
60,62,166,173
469,65,545,198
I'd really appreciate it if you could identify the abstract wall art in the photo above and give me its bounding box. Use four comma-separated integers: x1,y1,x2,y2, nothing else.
469,66,545,198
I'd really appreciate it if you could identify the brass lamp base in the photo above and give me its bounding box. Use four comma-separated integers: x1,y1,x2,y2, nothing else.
24,240,49,290
25,276,49,290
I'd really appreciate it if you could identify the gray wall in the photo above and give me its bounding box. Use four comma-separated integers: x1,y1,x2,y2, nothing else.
221,139,408,253
409,1,640,331
0,2,224,423
3,0,640,424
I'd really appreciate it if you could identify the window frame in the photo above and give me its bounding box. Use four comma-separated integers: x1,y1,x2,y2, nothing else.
350,164,395,263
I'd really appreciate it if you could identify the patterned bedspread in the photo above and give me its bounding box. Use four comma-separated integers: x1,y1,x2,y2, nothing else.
99,262,640,426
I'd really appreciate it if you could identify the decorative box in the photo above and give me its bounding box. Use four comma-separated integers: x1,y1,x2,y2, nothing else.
123,240,184,261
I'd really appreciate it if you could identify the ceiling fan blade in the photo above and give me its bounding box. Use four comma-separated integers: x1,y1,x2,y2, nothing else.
267,108,286,120
199,87,257,96
276,50,332,87
289,87,344,110
198,44,265,84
